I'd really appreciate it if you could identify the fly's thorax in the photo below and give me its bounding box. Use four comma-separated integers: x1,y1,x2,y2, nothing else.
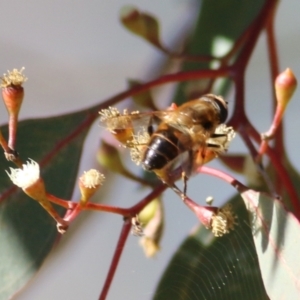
177,104,220,135
178,94,228,128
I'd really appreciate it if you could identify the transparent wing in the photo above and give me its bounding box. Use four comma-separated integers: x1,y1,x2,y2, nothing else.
99,107,179,131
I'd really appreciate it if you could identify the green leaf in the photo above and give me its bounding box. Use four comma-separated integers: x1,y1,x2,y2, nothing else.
97,139,146,184
128,79,156,110
173,0,264,105
0,109,94,299
154,196,269,300
241,189,300,299
155,174,300,300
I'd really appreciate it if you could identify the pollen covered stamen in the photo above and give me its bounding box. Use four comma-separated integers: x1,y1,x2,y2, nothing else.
6,159,40,189
131,215,144,236
129,128,150,165
211,204,237,237
80,169,105,189
207,124,236,153
79,169,105,205
1,67,27,87
99,107,140,131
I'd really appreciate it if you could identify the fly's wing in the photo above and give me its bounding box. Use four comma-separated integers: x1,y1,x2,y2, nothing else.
99,107,178,145
100,108,147,130
99,107,181,132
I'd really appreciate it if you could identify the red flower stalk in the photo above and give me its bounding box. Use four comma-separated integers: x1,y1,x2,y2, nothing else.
1,67,27,152
183,195,236,237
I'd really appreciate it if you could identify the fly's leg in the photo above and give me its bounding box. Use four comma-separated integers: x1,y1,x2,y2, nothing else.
210,133,227,138
181,150,194,196
154,167,186,200
206,143,222,149
182,172,188,197
206,132,228,151
171,182,186,200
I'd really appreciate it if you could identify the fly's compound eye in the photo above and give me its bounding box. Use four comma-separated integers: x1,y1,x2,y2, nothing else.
203,94,228,123
214,95,228,123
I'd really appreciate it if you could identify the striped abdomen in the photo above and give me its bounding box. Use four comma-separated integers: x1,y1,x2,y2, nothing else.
141,128,186,171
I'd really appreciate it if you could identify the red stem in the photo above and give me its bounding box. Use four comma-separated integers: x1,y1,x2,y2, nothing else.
6,67,230,176
266,1,280,111
229,0,277,120
233,0,276,71
90,67,230,113
84,184,166,216
198,166,248,194
0,130,11,154
247,125,300,216
99,218,131,300
239,127,278,196
264,2,286,194
8,114,18,150
46,185,167,227
46,193,76,209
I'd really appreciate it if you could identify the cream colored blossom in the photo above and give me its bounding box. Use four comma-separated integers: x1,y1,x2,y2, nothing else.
79,169,105,205
80,169,105,189
6,159,39,189
1,67,27,87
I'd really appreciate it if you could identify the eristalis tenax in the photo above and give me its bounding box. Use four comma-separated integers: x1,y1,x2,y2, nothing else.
99,94,235,198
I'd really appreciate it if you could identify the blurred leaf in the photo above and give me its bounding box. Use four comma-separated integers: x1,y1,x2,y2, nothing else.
120,6,161,48
97,140,152,187
154,196,269,300
97,140,127,174
97,139,138,180
128,79,156,110
139,197,164,258
219,154,247,174
268,157,300,211
173,0,264,104
0,109,94,299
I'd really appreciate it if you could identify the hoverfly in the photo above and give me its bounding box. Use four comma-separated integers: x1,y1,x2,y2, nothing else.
99,94,235,198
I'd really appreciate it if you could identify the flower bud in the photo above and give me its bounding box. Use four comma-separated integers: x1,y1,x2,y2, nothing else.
275,68,297,109
97,140,146,185
1,67,27,150
79,169,105,205
205,196,214,205
183,196,235,237
97,140,130,174
138,197,160,225
261,68,297,141
138,198,164,257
